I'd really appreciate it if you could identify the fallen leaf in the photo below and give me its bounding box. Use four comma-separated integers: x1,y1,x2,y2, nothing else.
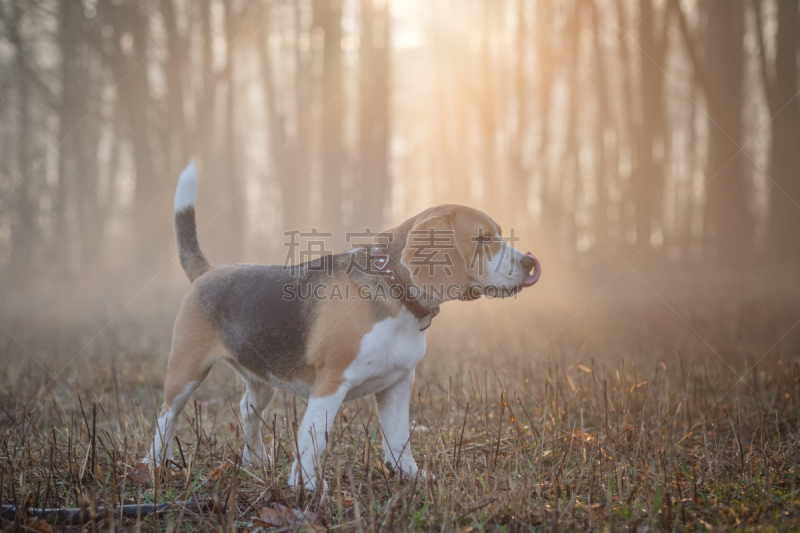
459,527,475,533
257,506,285,527
207,460,233,481
341,496,355,508
257,503,326,531
376,460,392,477
567,431,596,448
578,364,592,373
566,373,576,392
26,518,54,533
130,462,150,484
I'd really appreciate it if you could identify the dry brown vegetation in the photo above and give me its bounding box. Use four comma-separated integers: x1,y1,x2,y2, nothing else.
1,270,799,531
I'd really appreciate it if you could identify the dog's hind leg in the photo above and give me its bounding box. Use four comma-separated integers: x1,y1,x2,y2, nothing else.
150,369,209,464
231,365,275,466
149,294,220,464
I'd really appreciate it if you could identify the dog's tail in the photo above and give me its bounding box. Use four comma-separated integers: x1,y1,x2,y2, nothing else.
174,160,212,282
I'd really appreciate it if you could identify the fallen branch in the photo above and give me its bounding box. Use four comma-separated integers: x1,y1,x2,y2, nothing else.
1,498,219,524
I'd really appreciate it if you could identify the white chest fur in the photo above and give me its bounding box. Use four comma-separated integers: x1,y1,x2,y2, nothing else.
343,307,427,401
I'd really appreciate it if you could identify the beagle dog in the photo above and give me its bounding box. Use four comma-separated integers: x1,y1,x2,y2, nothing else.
148,161,541,490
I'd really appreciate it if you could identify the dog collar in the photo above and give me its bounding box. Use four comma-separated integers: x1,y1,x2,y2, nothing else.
369,247,440,331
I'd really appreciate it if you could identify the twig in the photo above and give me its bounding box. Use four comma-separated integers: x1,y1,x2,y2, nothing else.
1,499,218,524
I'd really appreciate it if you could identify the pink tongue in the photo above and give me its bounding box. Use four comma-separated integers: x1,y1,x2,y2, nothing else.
522,252,541,287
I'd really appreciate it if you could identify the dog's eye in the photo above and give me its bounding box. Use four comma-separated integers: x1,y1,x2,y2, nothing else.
477,234,493,243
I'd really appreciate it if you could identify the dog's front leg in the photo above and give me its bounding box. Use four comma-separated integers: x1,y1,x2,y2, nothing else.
289,387,347,491
376,372,430,479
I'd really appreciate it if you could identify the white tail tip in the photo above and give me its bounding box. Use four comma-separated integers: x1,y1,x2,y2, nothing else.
174,160,197,212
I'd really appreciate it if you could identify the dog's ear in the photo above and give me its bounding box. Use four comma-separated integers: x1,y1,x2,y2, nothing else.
400,214,470,299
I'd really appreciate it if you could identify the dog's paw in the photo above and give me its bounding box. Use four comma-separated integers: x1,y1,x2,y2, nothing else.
143,451,171,466
289,473,328,493
388,459,434,482
417,469,436,481
310,478,329,493
288,466,329,492
242,443,271,468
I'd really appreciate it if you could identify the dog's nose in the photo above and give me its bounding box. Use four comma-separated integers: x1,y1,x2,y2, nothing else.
520,253,535,272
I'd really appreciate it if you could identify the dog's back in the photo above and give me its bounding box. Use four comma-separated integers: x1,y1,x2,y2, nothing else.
192,263,316,384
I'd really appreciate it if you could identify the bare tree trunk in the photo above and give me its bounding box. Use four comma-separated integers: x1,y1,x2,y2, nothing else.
160,0,187,181
192,0,218,220
75,108,102,265
508,0,529,232
537,0,557,237
704,0,751,262
103,0,165,257
560,0,583,253
632,0,666,255
358,0,391,232
757,0,800,261
663,76,699,255
616,0,638,248
479,0,497,213
291,0,312,231
433,35,468,203
59,0,105,271
55,0,83,274
257,0,310,240
7,0,37,277
590,0,613,248
316,0,345,242
223,0,244,261
193,0,216,151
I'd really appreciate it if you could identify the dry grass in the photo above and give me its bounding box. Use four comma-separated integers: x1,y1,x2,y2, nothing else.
1,270,799,531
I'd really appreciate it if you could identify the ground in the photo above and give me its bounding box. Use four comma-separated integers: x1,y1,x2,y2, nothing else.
0,267,798,531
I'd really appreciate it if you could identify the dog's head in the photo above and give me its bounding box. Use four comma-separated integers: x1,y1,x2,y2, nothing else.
397,205,540,302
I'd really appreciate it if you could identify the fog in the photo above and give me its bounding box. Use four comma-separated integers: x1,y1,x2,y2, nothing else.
1,0,799,403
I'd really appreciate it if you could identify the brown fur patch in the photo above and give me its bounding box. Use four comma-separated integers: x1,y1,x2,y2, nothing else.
304,272,391,397
163,292,223,408
391,204,502,299
400,210,470,297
